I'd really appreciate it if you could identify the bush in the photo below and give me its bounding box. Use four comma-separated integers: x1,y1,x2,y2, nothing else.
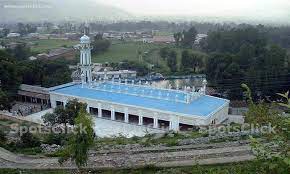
19,132,41,148
44,133,67,146
0,130,7,145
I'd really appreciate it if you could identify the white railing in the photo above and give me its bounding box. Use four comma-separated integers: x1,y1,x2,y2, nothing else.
85,81,203,104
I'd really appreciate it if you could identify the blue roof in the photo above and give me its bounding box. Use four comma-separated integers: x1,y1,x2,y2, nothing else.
51,83,229,117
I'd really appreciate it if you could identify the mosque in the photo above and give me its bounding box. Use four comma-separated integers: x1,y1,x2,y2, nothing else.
49,35,230,131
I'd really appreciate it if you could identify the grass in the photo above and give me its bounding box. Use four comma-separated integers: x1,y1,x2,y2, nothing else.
0,118,38,131
93,131,205,149
92,41,208,76
0,118,43,155
30,39,78,53
92,41,165,63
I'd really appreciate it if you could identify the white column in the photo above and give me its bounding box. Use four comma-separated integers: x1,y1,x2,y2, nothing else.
50,98,56,108
111,106,115,120
63,100,67,108
98,103,102,118
124,107,129,123
86,105,90,114
170,116,180,131
153,113,158,128
138,110,143,126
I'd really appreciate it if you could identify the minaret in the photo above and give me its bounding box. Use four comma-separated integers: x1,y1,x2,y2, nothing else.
78,34,92,85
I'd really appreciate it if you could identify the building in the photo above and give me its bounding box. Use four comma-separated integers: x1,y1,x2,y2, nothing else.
36,47,76,60
17,84,51,106
49,35,230,131
4,42,26,49
71,64,137,82
152,35,175,44
93,70,137,80
7,33,21,38
28,56,37,61
194,34,208,45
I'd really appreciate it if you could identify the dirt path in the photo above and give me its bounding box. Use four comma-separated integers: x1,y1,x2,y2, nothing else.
0,141,255,170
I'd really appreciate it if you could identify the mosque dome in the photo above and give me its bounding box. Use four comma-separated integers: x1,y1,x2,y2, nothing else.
80,35,90,43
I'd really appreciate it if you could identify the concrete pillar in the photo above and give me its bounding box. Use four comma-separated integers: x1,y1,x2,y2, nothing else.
169,121,173,130
98,103,102,118
50,99,56,108
170,116,180,131
63,100,67,108
138,110,143,126
86,105,90,114
111,106,115,120
153,113,158,128
124,107,129,123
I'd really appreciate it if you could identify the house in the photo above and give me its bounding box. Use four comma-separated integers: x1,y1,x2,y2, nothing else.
36,47,76,60
152,35,175,44
28,56,37,61
7,33,21,38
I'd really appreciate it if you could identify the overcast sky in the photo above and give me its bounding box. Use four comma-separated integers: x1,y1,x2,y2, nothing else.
96,0,290,22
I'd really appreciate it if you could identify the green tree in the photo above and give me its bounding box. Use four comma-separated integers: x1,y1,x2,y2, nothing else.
43,99,87,129
42,113,58,126
248,91,290,174
181,50,190,70
182,27,197,48
191,54,203,73
19,132,41,148
0,50,20,110
167,50,177,72
181,51,204,73
0,130,7,146
159,47,170,60
65,99,88,125
118,60,150,76
59,108,94,169
173,32,182,46
0,89,10,110
238,43,255,66
92,34,111,55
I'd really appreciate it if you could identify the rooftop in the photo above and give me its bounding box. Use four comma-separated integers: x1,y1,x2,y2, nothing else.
50,82,229,118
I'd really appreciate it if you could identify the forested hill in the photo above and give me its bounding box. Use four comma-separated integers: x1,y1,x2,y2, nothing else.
0,0,133,22
201,26,290,100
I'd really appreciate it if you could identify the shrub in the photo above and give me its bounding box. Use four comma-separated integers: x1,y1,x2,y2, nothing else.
19,132,41,148
44,133,67,146
0,130,7,145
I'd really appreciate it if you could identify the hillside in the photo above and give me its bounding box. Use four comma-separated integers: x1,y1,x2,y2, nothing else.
0,0,133,22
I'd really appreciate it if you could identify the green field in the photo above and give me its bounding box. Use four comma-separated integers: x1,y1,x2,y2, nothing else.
92,42,164,63
92,41,208,75
30,39,78,53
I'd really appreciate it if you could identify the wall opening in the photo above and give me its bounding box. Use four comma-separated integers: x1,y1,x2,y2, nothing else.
129,114,139,124
101,109,111,119
143,117,154,127
115,112,125,121
158,120,170,129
